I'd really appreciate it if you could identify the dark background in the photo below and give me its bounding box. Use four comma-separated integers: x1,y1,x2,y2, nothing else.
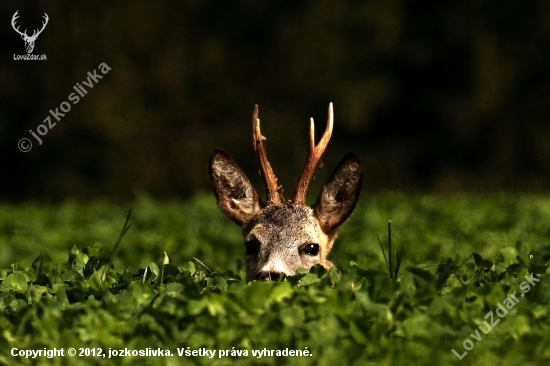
1,1,549,203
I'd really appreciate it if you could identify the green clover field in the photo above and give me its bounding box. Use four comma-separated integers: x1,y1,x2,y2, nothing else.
1,193,549,365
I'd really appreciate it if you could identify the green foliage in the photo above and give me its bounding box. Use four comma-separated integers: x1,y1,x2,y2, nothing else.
0,194,550,365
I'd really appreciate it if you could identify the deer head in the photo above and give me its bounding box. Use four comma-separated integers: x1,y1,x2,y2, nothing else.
12,11,49,54
210,104,363,282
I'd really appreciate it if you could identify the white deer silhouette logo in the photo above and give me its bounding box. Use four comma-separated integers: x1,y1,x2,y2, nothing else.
11,11,49,54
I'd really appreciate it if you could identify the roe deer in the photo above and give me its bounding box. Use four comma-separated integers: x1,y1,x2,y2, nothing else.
209,103,362,282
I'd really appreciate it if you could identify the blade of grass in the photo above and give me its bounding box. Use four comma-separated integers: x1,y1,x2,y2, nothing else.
378,221,403,279
193,257,212,275
159,252,169,285
377,234,389,271
142,267,148,283
101,208,133,285
394,246,404,278
388,221,393,277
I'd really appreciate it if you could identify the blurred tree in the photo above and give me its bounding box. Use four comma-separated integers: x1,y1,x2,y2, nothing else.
0,0,549,202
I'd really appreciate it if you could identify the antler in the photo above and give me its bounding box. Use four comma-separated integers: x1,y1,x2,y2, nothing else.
11,11,48,40
252,105,282,203
11,11,26,37
32,13,49,39
293,102,334,203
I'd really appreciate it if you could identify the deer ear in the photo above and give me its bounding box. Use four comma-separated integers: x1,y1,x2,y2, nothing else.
210,149,261,226
313,152,363,233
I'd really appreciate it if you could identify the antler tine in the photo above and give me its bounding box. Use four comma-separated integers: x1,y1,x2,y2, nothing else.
11,11,27,37
36,13,49,36
293,102,334,203
252,105,282,203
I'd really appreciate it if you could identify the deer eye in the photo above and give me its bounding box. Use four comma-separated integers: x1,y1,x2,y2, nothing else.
301,243,319,256
244,240,260,255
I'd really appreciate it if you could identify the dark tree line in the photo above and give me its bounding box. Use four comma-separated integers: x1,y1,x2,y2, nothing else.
1,0,549,201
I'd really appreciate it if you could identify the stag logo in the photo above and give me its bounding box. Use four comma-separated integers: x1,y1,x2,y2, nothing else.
12,10,49,54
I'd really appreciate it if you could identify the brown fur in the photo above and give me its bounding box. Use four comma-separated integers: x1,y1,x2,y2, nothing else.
209,107,362,282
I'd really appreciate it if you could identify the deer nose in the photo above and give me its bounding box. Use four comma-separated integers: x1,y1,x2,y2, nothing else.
257,271,284,281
